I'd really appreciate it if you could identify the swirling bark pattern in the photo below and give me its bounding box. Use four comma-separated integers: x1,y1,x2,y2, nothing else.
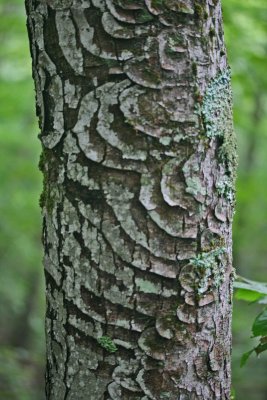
25,0,236,399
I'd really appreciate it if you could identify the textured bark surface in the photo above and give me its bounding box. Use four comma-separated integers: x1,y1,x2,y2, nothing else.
25,0,237,399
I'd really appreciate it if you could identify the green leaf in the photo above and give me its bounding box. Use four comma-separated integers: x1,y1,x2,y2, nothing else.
255,336,267,354
235,288,264,302
234,275,267,296
230,388,236,400
252,309,267,337
240,349,254,367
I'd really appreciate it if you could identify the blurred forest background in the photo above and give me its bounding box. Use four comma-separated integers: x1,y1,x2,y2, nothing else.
0,0,266,399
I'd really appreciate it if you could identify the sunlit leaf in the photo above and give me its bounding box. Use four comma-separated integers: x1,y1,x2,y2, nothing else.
235,288,265,302
234,276,267,296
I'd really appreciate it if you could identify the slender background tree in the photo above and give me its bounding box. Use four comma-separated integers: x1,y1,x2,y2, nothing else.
24,0,237,398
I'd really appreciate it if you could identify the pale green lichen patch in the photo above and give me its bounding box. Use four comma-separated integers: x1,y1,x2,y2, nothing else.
159,136,172,146
202,67,237,203
189,247,226,294
97,336,118,353
185,176,206,198
202,68,233,139
135,277,161,294
216,177,234,204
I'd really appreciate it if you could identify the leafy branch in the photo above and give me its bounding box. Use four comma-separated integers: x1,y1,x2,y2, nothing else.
234,275,267,366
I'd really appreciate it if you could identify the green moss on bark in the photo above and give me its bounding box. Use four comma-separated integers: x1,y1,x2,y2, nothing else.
97,336,118,353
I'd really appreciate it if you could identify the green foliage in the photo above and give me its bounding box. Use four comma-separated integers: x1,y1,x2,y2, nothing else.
253,310,267,337
240,349,254,368
235,289,265,303
234,276,267,301
224,0,267,396
230,388,236,400
234,276,267,366
0,0,44,398
0,346,44,399
97,336,118,353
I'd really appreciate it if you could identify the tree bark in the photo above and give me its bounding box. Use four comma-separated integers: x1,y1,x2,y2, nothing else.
25,0,237,399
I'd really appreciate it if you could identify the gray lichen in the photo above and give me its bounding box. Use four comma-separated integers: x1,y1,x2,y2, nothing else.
185,176,207,198
216,177,235,204
202,67,237,205
189,247,227,294
202,68,233,140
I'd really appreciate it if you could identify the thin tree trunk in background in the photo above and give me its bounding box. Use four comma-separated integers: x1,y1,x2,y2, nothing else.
25,0,237,398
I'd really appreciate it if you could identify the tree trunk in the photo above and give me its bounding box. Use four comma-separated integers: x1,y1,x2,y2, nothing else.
25,0,237,399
